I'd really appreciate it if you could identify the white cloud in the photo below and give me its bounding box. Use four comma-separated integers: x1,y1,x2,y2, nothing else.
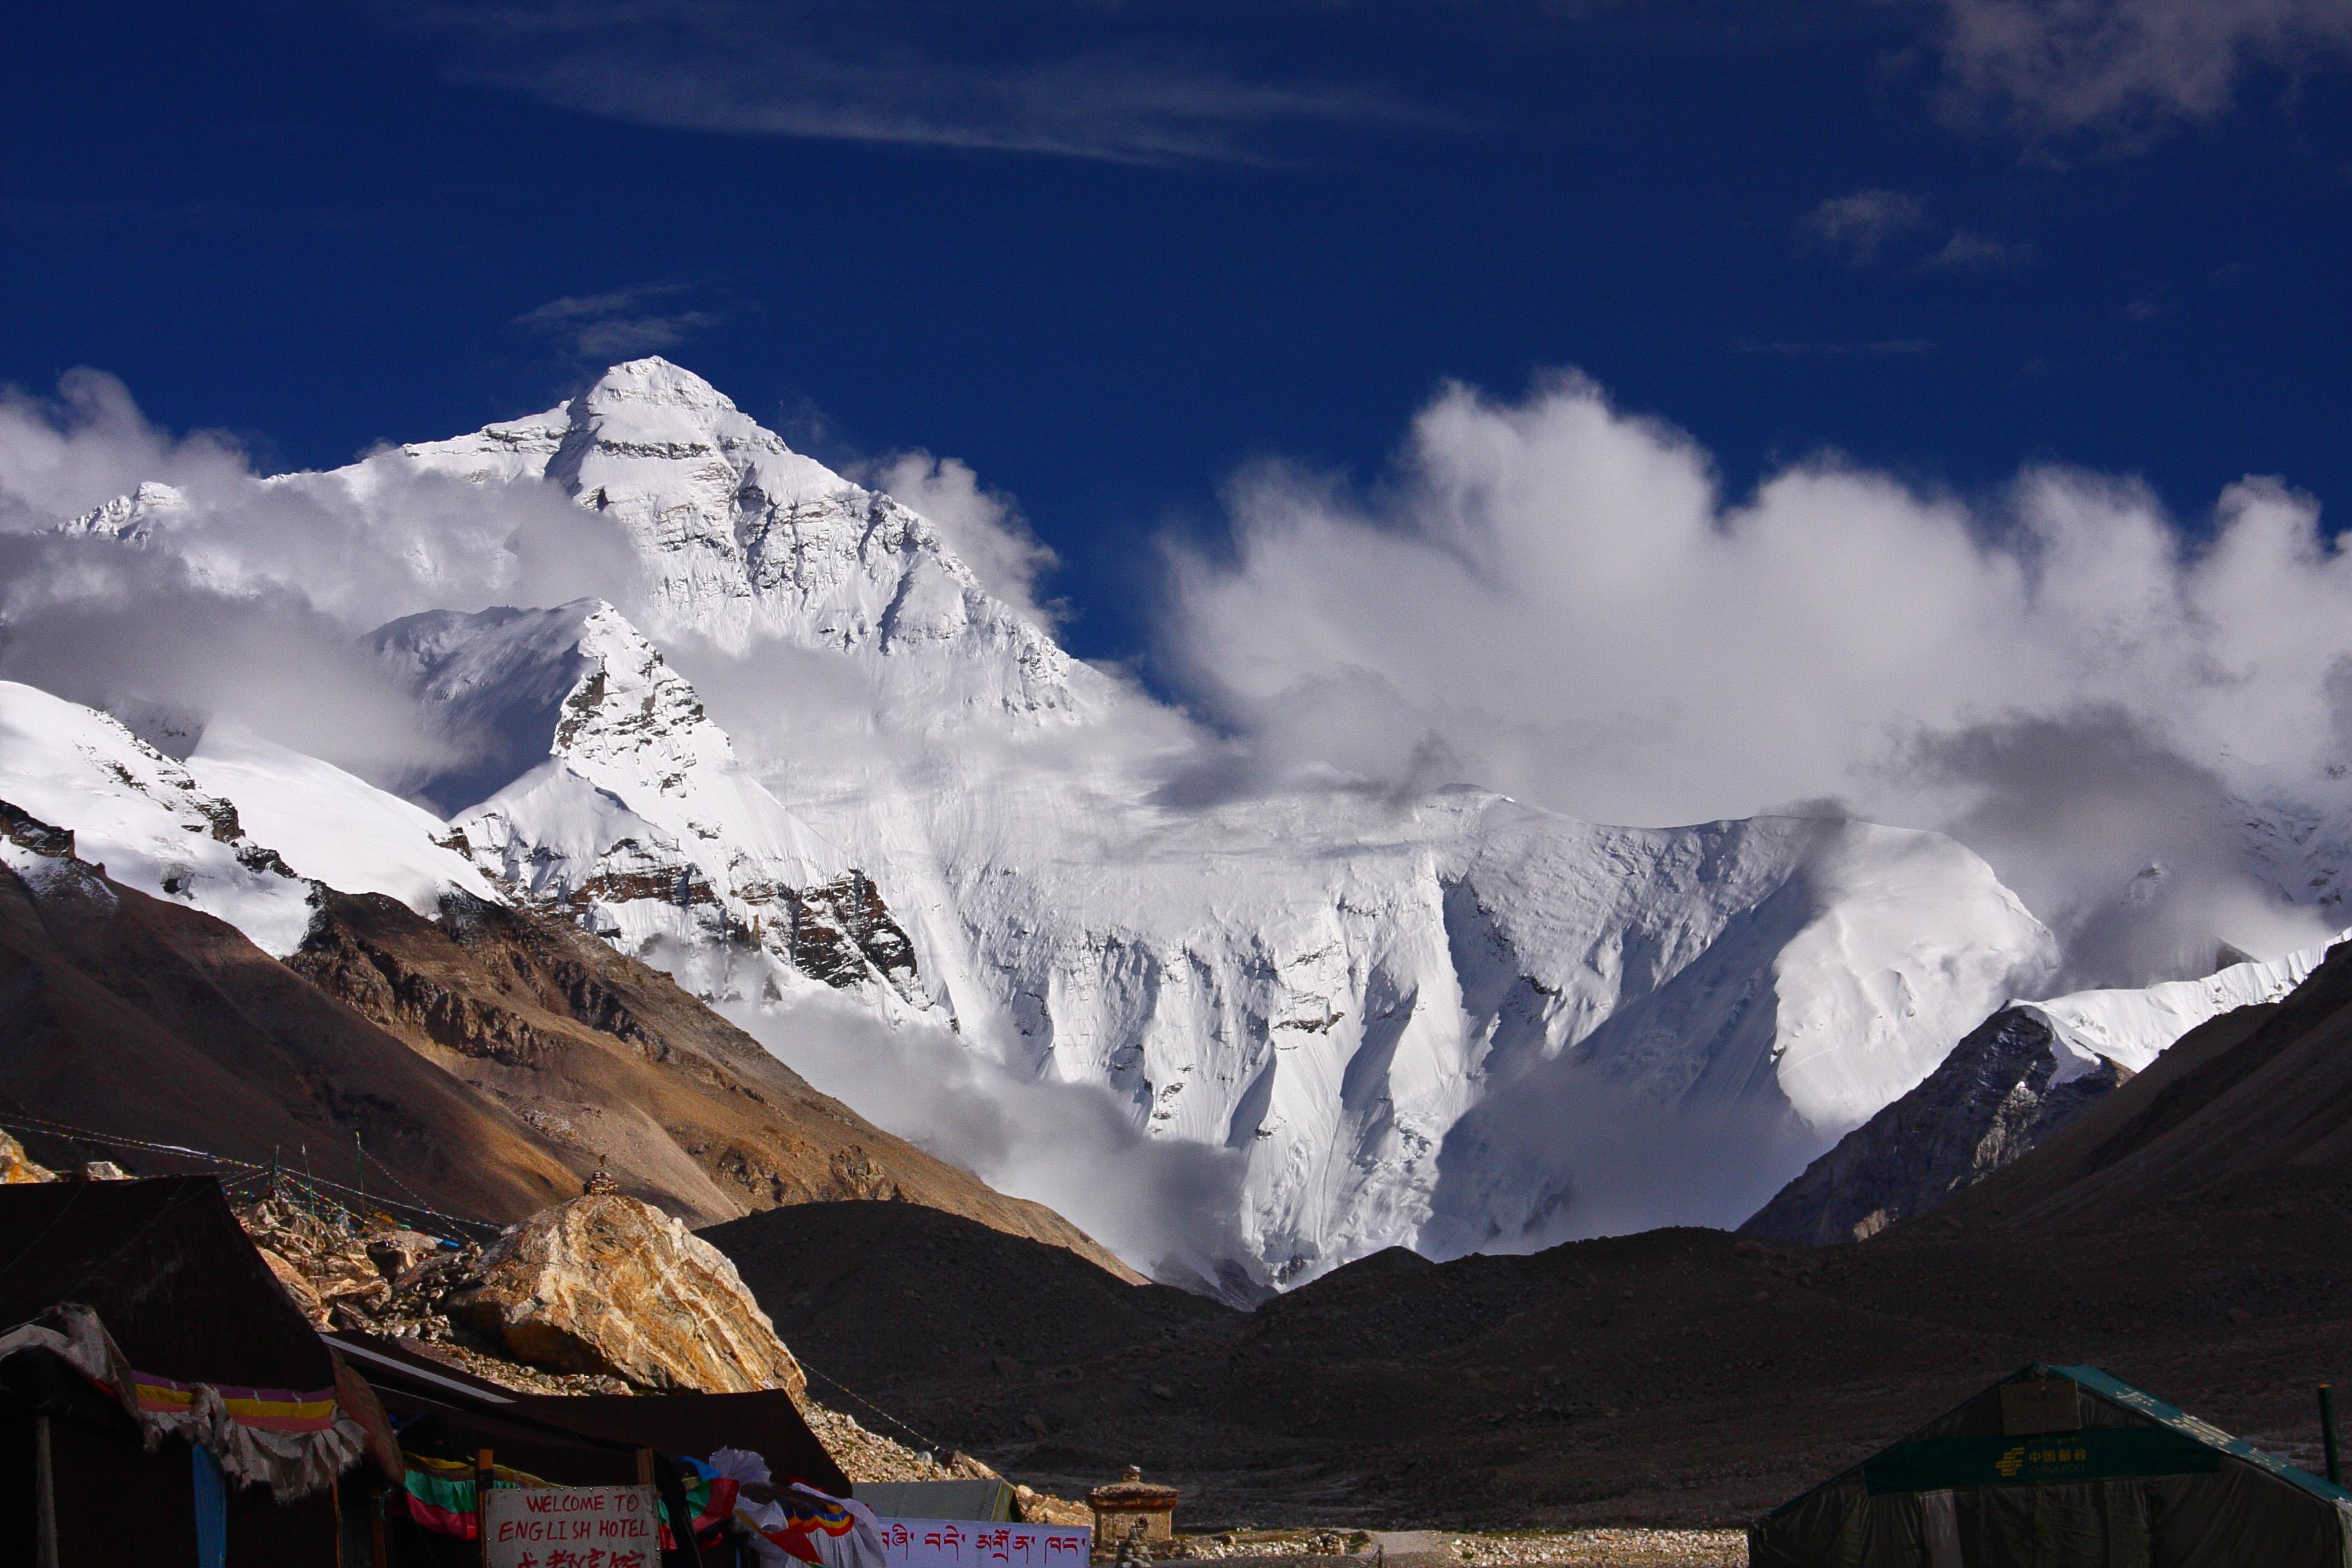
515,287,720,360
1797,188,1929,264
1933,0,2352,143
1161,373,2352,985
859,451,1064,630
0,370,644,791
714,989,1256,1294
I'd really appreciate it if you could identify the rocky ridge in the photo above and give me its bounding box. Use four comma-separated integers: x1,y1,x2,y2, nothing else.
1738,1008,2126,1246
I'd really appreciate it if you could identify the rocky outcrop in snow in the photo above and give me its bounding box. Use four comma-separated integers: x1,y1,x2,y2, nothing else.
0,681,315,953
1738,1008,2127,1246
446,1191,807,1397
369,598,933,1017
1740,931,2350,1246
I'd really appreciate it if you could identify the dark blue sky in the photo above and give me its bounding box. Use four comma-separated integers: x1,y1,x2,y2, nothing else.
6,0,2347,662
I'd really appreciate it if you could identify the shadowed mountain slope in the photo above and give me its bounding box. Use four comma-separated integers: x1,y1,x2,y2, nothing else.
1740,1007,2128,1246
705,947,2352,1531
287,886,1137,1275
0,845,577,1221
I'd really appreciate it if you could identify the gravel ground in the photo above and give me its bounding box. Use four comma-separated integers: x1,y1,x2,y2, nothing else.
1449,1530,1745,1566
1156,1532,1743,1567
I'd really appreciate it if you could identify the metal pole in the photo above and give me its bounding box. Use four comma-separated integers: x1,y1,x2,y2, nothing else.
2322,1383,2342,1486
34,1412,59,1568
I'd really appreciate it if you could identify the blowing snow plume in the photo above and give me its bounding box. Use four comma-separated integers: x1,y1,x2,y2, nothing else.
1162,373,2352,988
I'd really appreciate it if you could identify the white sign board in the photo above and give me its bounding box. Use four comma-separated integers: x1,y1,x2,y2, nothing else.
483,1484,661,1568
873,1520,1092,1568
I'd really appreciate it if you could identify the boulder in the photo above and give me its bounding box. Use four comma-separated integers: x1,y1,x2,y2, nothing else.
259,1247,332,1328
446,1192,805,1397
367,1229,443,1281
0,1132,56,1184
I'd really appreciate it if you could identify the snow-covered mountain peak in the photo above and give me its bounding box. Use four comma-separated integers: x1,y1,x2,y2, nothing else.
370,596,737,815
62,480,189,544
570,354,743,428
356,362,1094,721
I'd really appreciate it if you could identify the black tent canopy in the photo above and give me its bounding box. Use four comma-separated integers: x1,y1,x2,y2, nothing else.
329,1330,849,1495
1751,1363,2352,1567
0,1178,364,1566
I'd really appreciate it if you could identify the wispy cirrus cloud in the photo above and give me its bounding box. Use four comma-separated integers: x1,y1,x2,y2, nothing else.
1922,227,2039,272
403,0,1431,167
1932,0,2352,146
1797,189,2035,275
514,286,720,359
1797,188,1930,265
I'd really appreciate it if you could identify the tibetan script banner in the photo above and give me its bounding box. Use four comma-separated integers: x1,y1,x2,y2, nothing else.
874,1519,1092,1568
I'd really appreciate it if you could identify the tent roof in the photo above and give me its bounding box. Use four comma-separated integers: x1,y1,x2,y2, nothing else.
0,1176,334,1395
327,1330,850,1496
1765,1362,2352,1522
2053,1363,2352,1507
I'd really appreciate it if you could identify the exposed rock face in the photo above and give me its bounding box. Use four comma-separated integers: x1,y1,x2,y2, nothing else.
783,871,920,993
1741,1008,2128,1247
0,1132,56,1183
446,1192,806,1397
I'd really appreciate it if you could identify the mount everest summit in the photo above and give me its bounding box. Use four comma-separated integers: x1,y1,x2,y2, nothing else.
12,356,2334,1291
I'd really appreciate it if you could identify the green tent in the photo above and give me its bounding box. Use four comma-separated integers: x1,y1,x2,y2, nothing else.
1749,1363,2352,1567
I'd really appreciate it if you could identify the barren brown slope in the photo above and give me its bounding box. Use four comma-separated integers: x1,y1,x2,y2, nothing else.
0,851,578,1221
287,886,1140,1278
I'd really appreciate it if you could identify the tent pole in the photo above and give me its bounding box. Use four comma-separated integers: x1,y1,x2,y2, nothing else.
2322,1383,2342,1486
373,1481,393,1568
477,1447,494,1568
34,1411,58,1568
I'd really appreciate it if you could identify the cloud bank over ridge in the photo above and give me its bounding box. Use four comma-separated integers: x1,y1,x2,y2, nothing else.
1161,372,2352,987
